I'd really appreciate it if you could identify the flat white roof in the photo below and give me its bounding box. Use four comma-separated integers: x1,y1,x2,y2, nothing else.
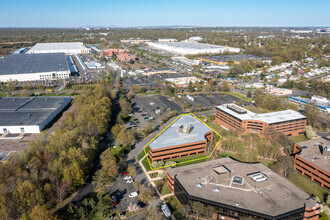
29,42,88,52
149,115,212,150
217,104,306,124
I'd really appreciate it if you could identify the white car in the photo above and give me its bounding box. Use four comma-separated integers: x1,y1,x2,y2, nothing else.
126,179,133,184
128,192,138,198
124,175,132,180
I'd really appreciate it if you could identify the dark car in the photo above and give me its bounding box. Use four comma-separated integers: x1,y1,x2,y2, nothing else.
119,211,126,218
111,196,117,206
130,121,137,127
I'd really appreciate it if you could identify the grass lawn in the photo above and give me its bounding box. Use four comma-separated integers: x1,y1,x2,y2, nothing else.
155,180,172,195
141,157,152,171
224,91,253,102
260,158,275,168
217,151,235,158
206,122,228,137
165,196,184,219
288,171,329,203
137,147,148,161
290,134,309,143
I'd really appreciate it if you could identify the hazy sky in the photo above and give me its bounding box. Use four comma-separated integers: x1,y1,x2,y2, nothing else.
0,0,329,27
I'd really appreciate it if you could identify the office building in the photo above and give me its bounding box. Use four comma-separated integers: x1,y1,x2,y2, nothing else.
293,136,330,191
28,42,90,55
0,96,71,134
167,157,320,220
165,76,202,88
117,53,136,62
0,53,70,82
215,104,306,136
100,49,130,57
148,115,213,162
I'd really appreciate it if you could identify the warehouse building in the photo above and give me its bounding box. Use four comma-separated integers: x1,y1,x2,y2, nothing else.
0,53,71,82
146,41,240,55
293,136,330,191
167,157,321,220
28,42,90,54
165,76,202,88
0,96,71,134
148,115,213,162
215,103,306,137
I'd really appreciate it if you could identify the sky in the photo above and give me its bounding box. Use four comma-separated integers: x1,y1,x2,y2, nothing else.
0,0,329,27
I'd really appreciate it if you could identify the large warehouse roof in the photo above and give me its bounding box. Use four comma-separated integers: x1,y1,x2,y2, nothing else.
147,41,241,55
28,42,89,53
149,114,212,150
0,96,71,127
0,53,69,75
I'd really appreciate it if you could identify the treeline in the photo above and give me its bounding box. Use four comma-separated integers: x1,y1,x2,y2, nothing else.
0,81,114,219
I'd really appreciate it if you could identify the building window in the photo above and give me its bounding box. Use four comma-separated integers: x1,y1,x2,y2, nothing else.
20,128,25,133
3,128,7,133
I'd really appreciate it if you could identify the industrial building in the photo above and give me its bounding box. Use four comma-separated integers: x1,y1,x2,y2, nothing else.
215,104,306,136
0,96,71,134
293,136,330,191
289,96,330,114
167,157,320,220
198,54,271,65
0,53,71,82
148,115,213,162
146,41,241,55
171,56,202,66
165,76,202,88
28,42,90,55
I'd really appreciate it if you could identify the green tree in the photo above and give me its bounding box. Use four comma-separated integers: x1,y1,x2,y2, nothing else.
98,149,118,184
127,164,137,178
111,124,124,138
139,187,155,204
144,206,163,220
247,90,252,98
220,81,230,92
117,129,135,145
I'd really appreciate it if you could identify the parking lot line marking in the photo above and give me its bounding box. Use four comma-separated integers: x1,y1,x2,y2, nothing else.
142,113,222,170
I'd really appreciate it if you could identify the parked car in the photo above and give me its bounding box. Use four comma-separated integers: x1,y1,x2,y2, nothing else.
124,175,132,180
130,121,137,127
119,211,126,218
126,179,133,184
122,171,129,176
107,214,116,220
161,204,171,217
128,192,138,198
111,196,117,206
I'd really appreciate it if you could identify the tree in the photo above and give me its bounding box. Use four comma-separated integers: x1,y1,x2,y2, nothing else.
220,81,230,92
247,90,252,98
144,206,163,220
188,81,194,93
127,164,137,178
27,205,57,220
98,149,118,184
271,56,283,65
111,124,124,138
139,187,155,204
117,129,135,145
119,97,132,115
190,201,205,219
305,125,316,139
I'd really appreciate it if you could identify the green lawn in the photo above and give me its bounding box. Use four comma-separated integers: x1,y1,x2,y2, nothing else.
217,151,235,158
155,180,172,195
288,171,329,203
290,134,309,143
137,147,148,161
224,91,253,102
141,157,152,171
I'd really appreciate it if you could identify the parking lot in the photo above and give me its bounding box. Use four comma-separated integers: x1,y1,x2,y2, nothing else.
131,95,183,128
180,93,247,107
107,174,140,211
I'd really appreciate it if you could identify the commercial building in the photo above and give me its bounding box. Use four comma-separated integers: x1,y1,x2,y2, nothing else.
147,41,241,55
28,42,90,55
165,77,202,88
117,53,136,62
158,38,177,42
148,115,213,162
0,96,71,134
293,136,330,191
100,49,130,57
167,157,321,220
289,96,330,114
171,56,202,66
265,86,292,96
198,54,271,65
0,53,71,82
120,39,151,44
215,104,306,136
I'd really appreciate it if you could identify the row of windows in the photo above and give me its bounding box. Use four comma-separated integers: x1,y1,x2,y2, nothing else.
150,148,205,160
3,128,25,133
295,163,330,186
150,140,206,153
295,157,330,180
216,113,241,129
272,122,306,129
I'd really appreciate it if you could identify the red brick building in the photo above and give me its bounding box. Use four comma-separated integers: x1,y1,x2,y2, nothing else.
215,104,306,137
148,114,213,162
117,53,136,62
293,136,330,191
100,49,129,57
